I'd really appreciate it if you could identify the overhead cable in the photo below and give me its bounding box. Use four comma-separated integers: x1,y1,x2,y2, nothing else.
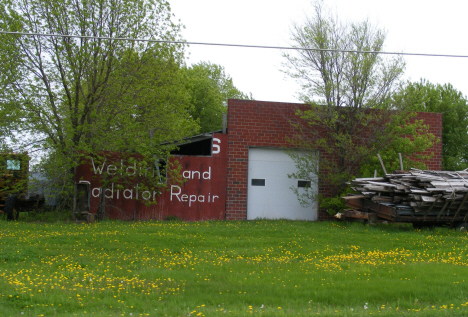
1,30,468,59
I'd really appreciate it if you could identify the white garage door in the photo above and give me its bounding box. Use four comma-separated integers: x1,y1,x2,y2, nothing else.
247,148,317,220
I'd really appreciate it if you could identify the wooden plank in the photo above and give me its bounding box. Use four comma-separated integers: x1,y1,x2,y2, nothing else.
353,177,386,182
342,195,365,200
399,153,404,171
443,194,465,200
341,209,372,219
437,201,450,219
453,193,468,219
343,168,468,224
424,195,441,220
365,181,398,188
431,181,468,186
372,196,393,202
426,187,468,192
421,196,437,202
410,189,430,194
363,185,394,192
377,153,387,175
408,194,421,201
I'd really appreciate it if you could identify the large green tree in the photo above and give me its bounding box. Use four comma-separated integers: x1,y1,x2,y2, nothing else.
283,1,436,208
393,80,468,171
0,0,198,206
184,61,251,133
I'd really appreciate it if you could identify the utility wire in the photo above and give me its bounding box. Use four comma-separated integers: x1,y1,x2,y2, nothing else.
1,30,468,59
442,104,468,114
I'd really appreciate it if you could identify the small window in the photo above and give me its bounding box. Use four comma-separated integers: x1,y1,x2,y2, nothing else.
251,179,265,186
6,160,20,171
298,180,311,188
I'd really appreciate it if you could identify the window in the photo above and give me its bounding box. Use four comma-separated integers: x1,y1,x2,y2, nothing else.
251,179,265,186
6,159,20,171
298,180,311,188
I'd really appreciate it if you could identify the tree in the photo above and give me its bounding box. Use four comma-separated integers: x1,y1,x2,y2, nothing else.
0,0,198,207
393,80,468,171
184,61,251,133
283,1,436,208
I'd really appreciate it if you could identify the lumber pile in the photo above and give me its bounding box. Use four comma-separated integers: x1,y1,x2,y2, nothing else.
344,169,468,218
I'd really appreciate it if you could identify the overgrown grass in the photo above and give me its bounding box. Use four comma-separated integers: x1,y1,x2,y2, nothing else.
17,210,74,223
0,220,467,316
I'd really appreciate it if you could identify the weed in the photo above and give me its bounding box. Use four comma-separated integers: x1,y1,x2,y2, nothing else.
0,220,466,316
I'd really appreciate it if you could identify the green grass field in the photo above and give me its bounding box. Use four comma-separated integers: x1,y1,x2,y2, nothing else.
0,219,467,316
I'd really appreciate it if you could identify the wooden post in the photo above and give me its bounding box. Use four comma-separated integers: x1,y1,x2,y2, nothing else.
222,113,227,134
437,200,450,220
453,193,468,220
398,153,404,171
377,154,387,175
73,183,77,220
424,195,440,220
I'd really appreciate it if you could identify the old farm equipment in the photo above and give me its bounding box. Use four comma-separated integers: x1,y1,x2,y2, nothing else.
0,153,47,220
0,153,30,220
340,169,468,229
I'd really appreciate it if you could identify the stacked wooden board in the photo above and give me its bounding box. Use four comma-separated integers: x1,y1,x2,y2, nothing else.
343,169,468,222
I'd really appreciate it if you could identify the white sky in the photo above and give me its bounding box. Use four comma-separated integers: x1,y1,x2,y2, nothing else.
170,0,468,103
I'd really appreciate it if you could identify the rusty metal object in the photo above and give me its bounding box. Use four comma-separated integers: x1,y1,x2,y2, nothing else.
74,133,228,221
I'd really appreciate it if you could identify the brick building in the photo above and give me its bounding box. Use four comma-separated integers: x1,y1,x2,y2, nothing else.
75,99,442,221
224,100,442,221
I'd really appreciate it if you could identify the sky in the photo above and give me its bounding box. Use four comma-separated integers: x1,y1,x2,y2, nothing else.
170,0,468,103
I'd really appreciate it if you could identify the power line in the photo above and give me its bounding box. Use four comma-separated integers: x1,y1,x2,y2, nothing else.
1,30,468,59
442,103,468,114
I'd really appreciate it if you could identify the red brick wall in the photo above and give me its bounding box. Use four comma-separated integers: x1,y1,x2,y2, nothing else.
225,100,443,220
415,112,443,170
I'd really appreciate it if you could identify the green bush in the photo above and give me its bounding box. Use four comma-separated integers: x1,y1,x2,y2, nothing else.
320,196,347,216
320,187,354,216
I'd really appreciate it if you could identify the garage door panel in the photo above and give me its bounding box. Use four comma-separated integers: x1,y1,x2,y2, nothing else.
248,149,292,162
248,162,297,177
247,148,317,221
250,179,297,191
248,203,313,220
